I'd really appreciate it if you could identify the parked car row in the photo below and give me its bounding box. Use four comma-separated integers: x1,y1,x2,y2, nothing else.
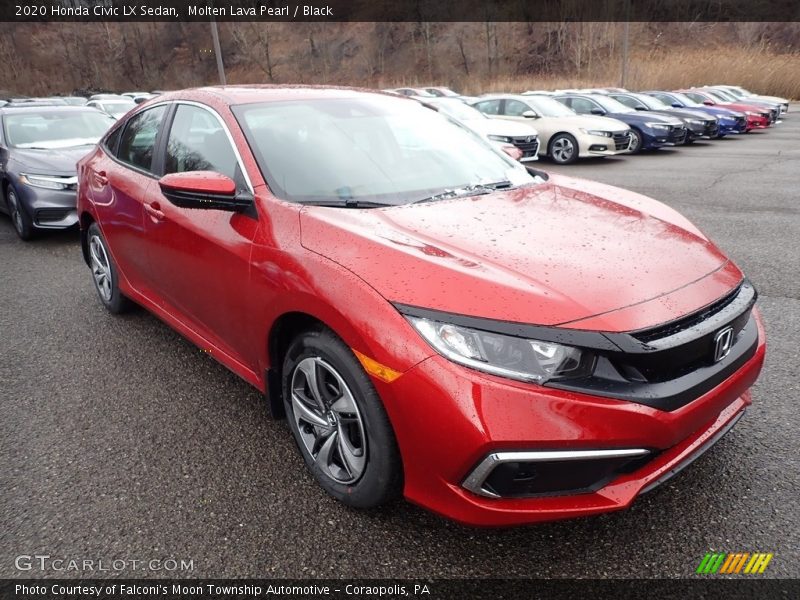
385,84,788,165
0,84,770,527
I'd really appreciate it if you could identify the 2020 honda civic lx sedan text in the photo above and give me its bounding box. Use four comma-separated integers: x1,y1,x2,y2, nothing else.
77,87,765,526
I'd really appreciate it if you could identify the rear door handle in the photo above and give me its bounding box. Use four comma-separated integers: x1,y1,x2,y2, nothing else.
95,170,108,185
144,202,164,221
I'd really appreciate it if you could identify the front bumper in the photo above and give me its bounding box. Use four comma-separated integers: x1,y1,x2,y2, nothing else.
746,114,770,130
719,117,747,135
14,181,79,230
578,131,632,157
379,314,765,526
642,125,687,148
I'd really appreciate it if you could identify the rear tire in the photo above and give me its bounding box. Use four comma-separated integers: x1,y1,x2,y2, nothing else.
6,185,34,241
282,328,402,508
87,222,133,314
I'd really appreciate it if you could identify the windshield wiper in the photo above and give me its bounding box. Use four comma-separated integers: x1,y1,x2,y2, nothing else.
411,180,515,205
300,199,391,209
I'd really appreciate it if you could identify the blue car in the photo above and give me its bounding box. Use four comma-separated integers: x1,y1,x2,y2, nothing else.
554,93,686,153
643,91,747,136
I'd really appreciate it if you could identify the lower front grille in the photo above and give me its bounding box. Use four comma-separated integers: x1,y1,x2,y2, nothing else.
511,136,539,154
35,208,72,224
668,125,687,144
613,131,631,150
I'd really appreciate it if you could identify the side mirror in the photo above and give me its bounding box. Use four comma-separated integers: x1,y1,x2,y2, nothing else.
702,100,713,106
521,110,538,119
590,108,606,116
634,106,647,111
671,102,682,108
159,171,252,212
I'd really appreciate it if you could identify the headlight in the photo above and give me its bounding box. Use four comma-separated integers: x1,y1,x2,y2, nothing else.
407,316,593,383
644,122,670,130
488,134,513,143
745,111,759,116
580,129,612,137
686,119,704,126
19,174,77,190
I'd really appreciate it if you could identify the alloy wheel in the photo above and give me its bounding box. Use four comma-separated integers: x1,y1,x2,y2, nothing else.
89,235,113,302
7,191,24,235
552,137,575,163
290,356,367,485
629,131,642,152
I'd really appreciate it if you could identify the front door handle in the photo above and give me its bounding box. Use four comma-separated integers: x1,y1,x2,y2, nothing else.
144,202,164,221
95,170,108,186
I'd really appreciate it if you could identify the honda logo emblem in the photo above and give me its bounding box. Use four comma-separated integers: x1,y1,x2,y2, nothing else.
713,327,734,362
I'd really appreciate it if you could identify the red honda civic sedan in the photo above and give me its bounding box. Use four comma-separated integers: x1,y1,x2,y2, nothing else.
76,86,765,526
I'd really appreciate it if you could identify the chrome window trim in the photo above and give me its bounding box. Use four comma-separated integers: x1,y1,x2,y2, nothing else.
462,448,650,498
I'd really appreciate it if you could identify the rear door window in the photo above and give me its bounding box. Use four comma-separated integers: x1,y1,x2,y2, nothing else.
116,105,167,173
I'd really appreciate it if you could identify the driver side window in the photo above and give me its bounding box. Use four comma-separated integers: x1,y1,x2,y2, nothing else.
614,96,640,109
504,100,532,117
164,105,239,182
569,98,599,114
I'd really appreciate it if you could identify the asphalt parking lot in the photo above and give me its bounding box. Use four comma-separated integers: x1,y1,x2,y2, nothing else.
1,106,798,580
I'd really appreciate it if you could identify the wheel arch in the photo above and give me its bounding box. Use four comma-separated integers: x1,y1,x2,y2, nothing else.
79,211,95,266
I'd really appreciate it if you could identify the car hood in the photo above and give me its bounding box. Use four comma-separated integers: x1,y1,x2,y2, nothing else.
466,118,538,137
608,111,683,125
300,174,739,330
666,108,717,121
11,146,96,175
552,114,630,132
748,94,787,104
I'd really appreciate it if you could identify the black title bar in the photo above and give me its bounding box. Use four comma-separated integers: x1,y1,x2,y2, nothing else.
4,0,800,22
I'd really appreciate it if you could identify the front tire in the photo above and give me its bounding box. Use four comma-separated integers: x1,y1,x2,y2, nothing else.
548,133,579,164
282,328,402,508
6,185,34,241
628,128,643,154
87,222,132,314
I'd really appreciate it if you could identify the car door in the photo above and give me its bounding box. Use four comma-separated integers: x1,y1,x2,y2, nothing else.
142,102,259,366
87,104,168,294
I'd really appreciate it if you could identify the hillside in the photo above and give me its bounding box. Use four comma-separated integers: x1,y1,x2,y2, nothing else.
2,22,799,98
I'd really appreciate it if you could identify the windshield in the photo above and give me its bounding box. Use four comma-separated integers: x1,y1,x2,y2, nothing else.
592,95,635,113
429,88,459,97
667,92,703,107
4,111,115,148
705,89,733,102
632,93,667,110
430,99,485,121
234,96,534,206
100,101,135,116
522,96,576,117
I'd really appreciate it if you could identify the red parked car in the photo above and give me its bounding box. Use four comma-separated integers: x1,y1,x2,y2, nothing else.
677,89,772,130
77,87,765,526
